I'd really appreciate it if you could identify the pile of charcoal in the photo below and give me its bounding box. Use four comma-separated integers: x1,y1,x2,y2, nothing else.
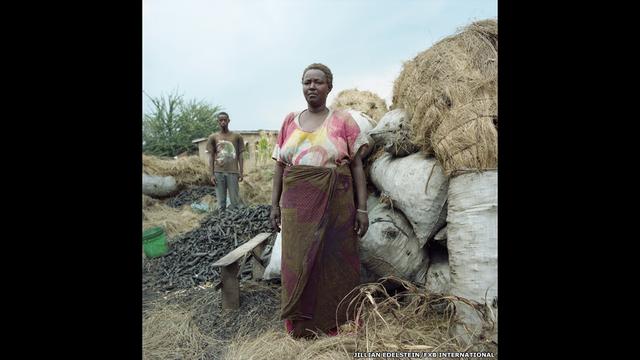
143,205,274,292
166,185,217,208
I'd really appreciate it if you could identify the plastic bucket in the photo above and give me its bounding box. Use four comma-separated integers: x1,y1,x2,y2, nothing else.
143,227,168,258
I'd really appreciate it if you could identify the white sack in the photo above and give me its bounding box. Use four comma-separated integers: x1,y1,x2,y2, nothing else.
447,170,497,343
262,231,282,280
359,194,429,280
347,110,376,158
368,109,419,157
142,173,178,197
370,153,449,247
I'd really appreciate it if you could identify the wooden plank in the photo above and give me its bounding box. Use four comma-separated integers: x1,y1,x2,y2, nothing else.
221,261,240,309
251,242,266,280
212,232,272,267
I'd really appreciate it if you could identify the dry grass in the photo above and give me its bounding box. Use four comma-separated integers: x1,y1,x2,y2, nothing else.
143,282,281,360
225,330,352,360
142,201,205,240
240,164,275,205
143,154,210,187
392,19,497,172
143,302,218,360
331,89,388,123
143,194,159,209
224,277,497,360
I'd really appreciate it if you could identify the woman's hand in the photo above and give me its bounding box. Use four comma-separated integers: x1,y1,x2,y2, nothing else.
270,206,281,232
354,212,369,237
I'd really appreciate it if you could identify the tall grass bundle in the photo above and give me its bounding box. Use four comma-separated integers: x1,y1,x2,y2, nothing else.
331,89,388,123
142,202,205,240
392,19,497,158
224,277,496,360
143,154,210,187
432,98,497,176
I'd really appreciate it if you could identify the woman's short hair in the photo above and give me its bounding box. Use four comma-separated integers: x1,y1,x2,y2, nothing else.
302,63,333,90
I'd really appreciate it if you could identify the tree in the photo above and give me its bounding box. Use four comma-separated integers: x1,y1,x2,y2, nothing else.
143,90,222,157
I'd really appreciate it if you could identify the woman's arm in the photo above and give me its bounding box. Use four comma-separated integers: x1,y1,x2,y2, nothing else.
270,161,285,232
350,148,369,236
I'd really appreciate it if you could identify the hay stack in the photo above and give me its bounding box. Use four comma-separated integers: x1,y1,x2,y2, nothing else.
142,202,205,240
392,19,497,174
143,154,210,187
330,89,388,123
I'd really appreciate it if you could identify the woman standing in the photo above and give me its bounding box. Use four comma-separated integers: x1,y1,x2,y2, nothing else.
270,63,369,338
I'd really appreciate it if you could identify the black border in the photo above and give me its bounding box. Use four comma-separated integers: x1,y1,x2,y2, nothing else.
22,0,582,356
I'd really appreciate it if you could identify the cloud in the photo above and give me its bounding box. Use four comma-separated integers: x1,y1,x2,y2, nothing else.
143,0,497,132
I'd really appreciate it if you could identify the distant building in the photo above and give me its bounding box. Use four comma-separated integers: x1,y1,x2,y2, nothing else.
192,130,278,173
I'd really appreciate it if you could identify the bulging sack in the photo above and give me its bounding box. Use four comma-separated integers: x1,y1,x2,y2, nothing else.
142,173,178,197
348,110,376,159
368,109,420,157
370,153,448,247
447,170,497,305
359,195,429,280
446,170,497,343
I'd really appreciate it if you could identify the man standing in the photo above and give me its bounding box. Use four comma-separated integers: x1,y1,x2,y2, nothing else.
207,112,245,211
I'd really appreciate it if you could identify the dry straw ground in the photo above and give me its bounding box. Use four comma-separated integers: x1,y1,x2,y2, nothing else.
224,277,496,360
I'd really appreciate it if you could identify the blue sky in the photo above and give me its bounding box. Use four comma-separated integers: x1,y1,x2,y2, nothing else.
143,0,496,131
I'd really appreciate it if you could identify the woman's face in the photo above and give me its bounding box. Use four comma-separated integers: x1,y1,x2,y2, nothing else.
302,69,331,107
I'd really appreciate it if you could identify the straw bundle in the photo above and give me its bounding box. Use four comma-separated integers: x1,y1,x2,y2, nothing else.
432,98,497,175
392,19,497,169
143,154,210,187
331,89,388,123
